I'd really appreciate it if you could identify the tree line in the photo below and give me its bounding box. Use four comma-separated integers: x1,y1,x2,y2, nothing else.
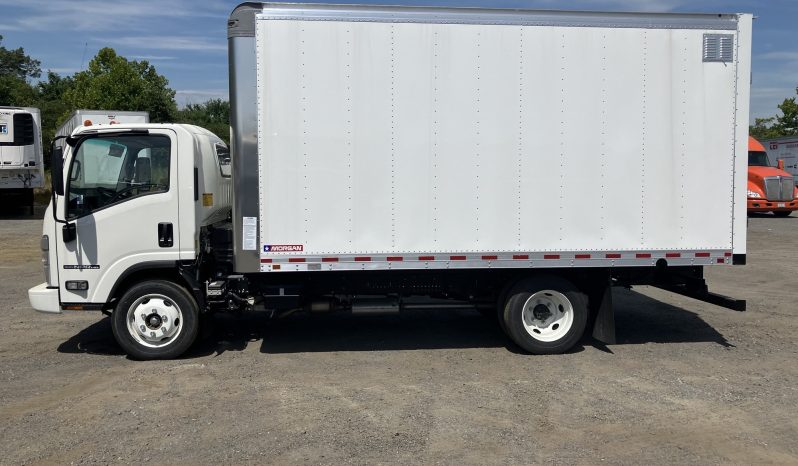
750,86,798,140
0,35,229,162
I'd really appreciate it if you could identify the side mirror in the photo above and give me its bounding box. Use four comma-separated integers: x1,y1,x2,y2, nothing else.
777,159,785,171
52,145,65,196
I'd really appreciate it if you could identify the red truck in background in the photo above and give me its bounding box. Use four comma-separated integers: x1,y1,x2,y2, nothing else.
748,136,798,217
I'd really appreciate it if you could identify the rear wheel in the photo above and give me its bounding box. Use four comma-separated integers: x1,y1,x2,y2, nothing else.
502,276,588,354
773,211,793,217
112,280,199,360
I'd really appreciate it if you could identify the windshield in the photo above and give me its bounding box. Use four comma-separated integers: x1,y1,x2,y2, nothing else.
748,151,771,167
67,133,171,218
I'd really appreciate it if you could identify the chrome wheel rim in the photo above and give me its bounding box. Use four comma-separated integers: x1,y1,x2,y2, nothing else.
126,294,183,348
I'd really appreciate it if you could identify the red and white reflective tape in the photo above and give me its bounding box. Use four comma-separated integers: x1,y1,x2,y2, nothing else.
259,250,735,272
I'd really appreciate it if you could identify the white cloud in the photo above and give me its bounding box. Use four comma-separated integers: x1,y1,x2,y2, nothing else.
0,0,231,32
127,55,179,61
759,51,798,61
100,36,226,52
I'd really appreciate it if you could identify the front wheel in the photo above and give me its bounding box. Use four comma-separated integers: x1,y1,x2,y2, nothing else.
112,280,199,360
502,276,588,355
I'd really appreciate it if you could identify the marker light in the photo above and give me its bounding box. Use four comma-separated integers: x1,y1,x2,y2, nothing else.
65,281,89,291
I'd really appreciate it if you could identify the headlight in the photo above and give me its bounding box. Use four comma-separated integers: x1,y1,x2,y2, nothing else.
747,190,762,199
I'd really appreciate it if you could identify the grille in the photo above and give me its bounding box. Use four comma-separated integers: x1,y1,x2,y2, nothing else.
764,177,795,202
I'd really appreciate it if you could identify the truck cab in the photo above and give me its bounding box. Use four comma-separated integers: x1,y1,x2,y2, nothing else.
747,136,798,216
28,123,231,358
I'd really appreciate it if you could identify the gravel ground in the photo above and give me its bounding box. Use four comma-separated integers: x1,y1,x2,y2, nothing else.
1,209,797,465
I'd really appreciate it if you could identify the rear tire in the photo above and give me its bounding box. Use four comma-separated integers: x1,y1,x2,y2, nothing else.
773,211,792,217
111,280,199,360
501,276,588,355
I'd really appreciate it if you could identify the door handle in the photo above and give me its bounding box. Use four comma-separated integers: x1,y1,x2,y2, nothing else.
158,223,173,248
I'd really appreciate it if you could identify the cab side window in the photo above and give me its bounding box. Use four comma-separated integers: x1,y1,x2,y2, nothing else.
67,134,171,219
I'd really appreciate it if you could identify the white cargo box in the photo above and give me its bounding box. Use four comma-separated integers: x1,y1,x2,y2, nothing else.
765,137,798,185
251,5,752,272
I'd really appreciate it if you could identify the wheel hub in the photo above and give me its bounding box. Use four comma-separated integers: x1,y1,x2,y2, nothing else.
532,304,552,321
127,295,183,347
146,313,163,330
521,290,575,342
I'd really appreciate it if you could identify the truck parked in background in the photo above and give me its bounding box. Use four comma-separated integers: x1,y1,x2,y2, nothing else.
30,4,752,360
764,136,798,187
747,136,798,216
0,107,43,215
55,110,150,153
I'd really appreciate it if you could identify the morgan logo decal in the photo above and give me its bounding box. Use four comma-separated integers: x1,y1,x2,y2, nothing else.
264,244,304,253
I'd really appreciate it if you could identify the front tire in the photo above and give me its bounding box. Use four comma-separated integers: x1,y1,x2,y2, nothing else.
502,276,588,355
112,280,199,360
773,211,792,218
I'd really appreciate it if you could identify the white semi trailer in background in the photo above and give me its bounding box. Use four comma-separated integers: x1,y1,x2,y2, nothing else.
30,3,752,359
764,137,798,187
0,107,43,215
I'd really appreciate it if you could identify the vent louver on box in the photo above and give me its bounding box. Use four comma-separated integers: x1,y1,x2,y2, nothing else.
13,113,35,146
703,34,734,63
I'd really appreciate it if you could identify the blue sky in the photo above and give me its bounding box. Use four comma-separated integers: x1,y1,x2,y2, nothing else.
1,0,796,120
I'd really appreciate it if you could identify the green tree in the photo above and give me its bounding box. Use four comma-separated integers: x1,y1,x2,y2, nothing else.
0,34,40,106
37,72,75,156
750,86,798,139
177,98,230,143
63,48,177,122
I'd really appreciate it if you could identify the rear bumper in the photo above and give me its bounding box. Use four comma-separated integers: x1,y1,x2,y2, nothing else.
747,199,798,212
28,283,61,314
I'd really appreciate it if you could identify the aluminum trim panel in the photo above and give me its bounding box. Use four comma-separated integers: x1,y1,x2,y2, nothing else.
258,250,733,272
257,5,738,30
229,36,261,273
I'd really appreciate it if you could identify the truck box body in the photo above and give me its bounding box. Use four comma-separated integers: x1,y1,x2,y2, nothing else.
235,5,752,272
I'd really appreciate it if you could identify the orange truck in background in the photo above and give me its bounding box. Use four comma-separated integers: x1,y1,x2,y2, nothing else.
747,136,798,216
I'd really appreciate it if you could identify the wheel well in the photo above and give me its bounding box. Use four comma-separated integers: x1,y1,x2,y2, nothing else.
107,265,189,311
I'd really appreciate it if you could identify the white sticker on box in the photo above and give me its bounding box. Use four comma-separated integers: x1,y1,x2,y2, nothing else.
242,217,257,251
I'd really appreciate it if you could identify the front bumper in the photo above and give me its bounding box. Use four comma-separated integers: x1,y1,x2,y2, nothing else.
747,199,798,213
28,283,61,314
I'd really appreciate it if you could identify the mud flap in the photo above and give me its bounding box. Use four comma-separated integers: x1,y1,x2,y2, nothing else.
590,282,616,345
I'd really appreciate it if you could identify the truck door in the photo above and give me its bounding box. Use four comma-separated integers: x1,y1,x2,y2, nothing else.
55,129,181,306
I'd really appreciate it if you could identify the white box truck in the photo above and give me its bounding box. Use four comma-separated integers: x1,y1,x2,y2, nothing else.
764,137,798,187
54,110,149,150
29,3,752,359
0,107,43,214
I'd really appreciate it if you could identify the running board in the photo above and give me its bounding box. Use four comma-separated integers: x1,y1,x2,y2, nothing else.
654,284,746,312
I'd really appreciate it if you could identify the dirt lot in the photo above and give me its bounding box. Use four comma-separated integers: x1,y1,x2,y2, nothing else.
1,209,797,465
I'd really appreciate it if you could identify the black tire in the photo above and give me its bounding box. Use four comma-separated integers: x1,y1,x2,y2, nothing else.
501,276,588,355
111,280,199,360
773,211,793,218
